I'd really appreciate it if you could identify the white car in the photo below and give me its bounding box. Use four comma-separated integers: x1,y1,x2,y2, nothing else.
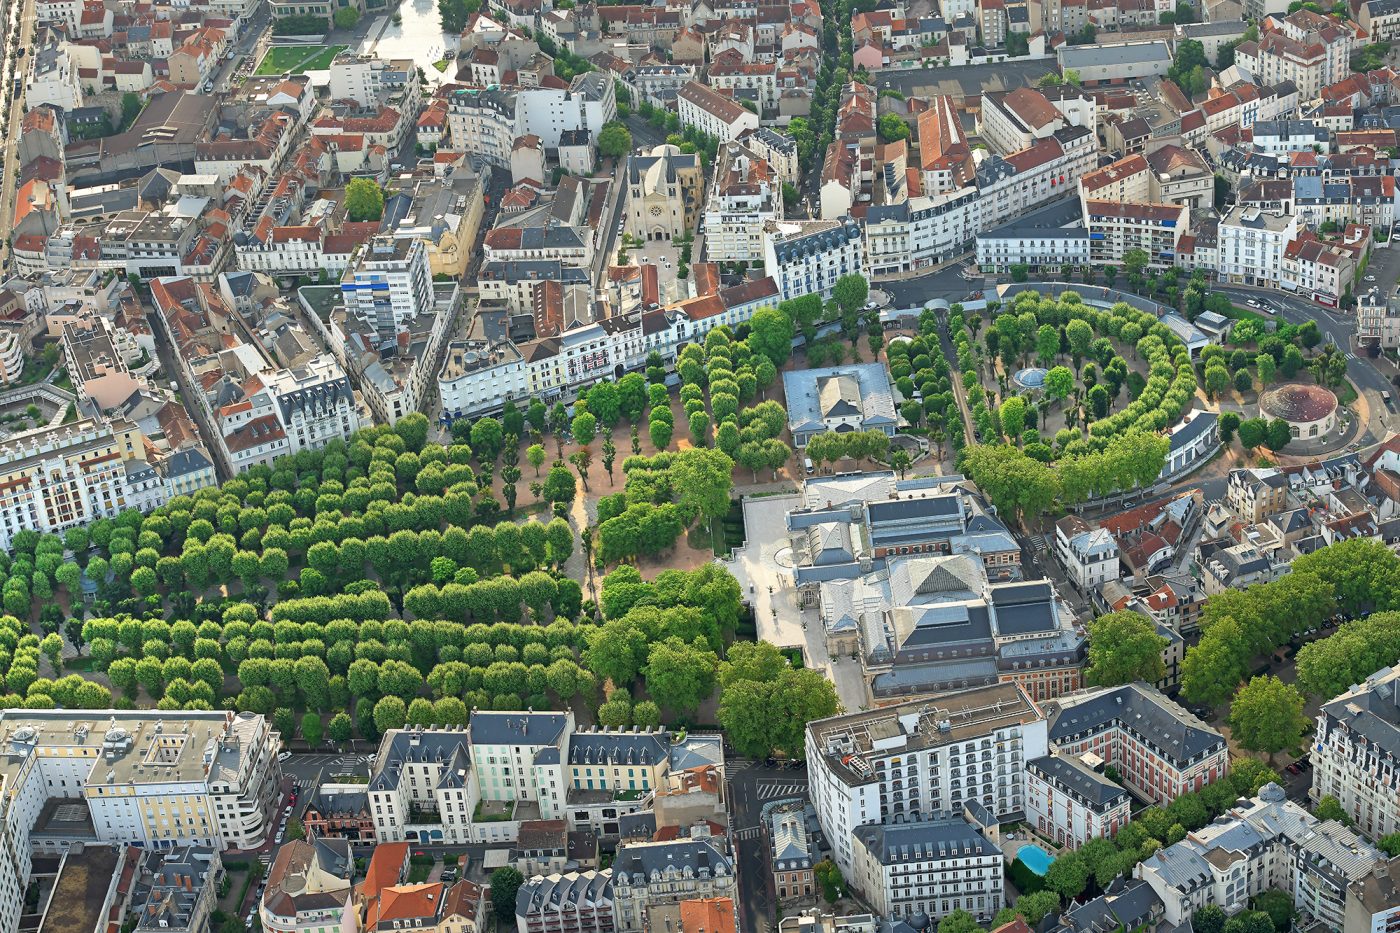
1366,275,1377,282
277,751,291,762
275,829,285,844
1247,299,1259,307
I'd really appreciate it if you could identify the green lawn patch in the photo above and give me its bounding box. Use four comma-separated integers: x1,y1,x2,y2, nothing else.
433,58,451,72
255,45,348,75
408,862,431,882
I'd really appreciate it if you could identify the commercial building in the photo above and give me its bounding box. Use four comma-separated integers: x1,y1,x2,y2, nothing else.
782,363,897,448
1217,207,1301,288
1311,664,1400,841
805,683,1048,876
1055,42,1172,84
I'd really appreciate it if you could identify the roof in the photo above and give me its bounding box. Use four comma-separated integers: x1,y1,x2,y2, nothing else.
1046,683,1225,767
1027,754,1129,810
852,817,999,865
469,711,569,747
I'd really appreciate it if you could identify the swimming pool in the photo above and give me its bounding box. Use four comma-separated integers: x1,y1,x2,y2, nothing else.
1017,844,1056,876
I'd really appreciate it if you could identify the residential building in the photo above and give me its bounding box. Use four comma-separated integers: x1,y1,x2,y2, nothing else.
1344,856,1400,933
1138,782,1382,928
260,838,356,933
1357,287,1400,349
302,788,374,842
611,839,736,932
1055,515,1120,592
131,846,221,933
26,38,82,112
340,236,434,340
0,709,281,933
850,817,1003,923
771,804,814,902
1044,683,1229,805
1282,232,1359,308
0,416,147,548
806,683,1049,876
704,140,783,263
677,81,760,141
1235,10,1355,101
763,218,865,302
1311,664,1400,840
517,871,615,933
1025,753,1131,849
981,88,1066,156
1083,200,1188,268
1217,207,1301,287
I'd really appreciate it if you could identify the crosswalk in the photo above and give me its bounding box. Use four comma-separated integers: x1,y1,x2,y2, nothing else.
755,781,808,801
733,826,764,840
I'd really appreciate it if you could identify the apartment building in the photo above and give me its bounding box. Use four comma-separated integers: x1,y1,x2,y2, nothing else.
981,88,1066,156
1025,752,1131,849
1044,683,1229,805
1054,515,1121,592
703,140,783,263
517,871,615,933
1217,207,1301,287
850,817,1003,924
611,839,736,932
260,838,356,933
434,277,778,418
1078,154,1150,215
1311,664,1400,841
341,236,434,340
806,683,1048,876
0,710,281,933
763,218,865,302
1357,287,1400,350
0,416,147,549
1138,782,1382,928
1235,10,1354,101
1344,857,1400,933
131,846,221,933
1083,200,1188,268
1282,232,1359,308
677,81,760,142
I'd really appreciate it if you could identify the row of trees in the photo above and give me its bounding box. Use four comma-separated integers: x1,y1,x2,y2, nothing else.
1178,538,1400,754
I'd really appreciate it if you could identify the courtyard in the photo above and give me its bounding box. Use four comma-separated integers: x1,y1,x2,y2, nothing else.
255,45,349,75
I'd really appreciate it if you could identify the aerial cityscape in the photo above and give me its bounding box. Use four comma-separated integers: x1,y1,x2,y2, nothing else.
2,0,1400,931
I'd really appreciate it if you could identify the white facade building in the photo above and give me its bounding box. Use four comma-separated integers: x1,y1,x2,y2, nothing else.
850,818,1004,924
763,218,865,302
805,683,1049,877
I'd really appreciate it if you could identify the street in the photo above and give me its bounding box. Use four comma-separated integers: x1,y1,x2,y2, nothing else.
726,760,811,933
0,0,36,272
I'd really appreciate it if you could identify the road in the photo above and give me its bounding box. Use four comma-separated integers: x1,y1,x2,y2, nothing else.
146,302,233,480
0,0,36,273
726,760,811,933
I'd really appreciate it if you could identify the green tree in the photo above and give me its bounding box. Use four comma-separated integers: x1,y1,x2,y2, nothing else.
571,412,597,446
345,178,385,222
1194,905,1227,933
1045,365,1074,401
373,695,407,733
643,637,719,715
1315,794,1350,825
301,712,323,746
831,274,869,318
935,911,980,933
598,122,633,159
1252,890,1294,933
877,112,910,142
120,92,142,128
1266,418,1292,451
1229,676,1309,755
1085,611,1168,686
1044,850,1090,899
1223,912,1278,933
748,307,795,366
490,867,525,922
1219,411,1241,445
333,6,360,28
328,712,353,743
1238,417,1268,450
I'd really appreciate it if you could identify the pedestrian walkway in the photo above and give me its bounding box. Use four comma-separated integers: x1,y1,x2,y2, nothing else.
755,781,808,801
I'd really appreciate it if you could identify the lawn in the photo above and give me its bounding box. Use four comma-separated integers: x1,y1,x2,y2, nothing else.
255,44,348,75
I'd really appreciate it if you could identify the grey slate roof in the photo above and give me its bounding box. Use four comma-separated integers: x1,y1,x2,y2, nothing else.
1320,664,1400,757
852,817,999,865
567,729,670,767
1046,683,1225,767
611,839,733,885
516,870,613,919
1027,754,1129,810
469,711,570,747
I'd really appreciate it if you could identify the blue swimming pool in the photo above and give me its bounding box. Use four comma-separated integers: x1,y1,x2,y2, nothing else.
1017,844,1056,876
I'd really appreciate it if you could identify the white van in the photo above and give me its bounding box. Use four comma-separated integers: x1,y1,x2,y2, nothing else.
803,457,814,475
